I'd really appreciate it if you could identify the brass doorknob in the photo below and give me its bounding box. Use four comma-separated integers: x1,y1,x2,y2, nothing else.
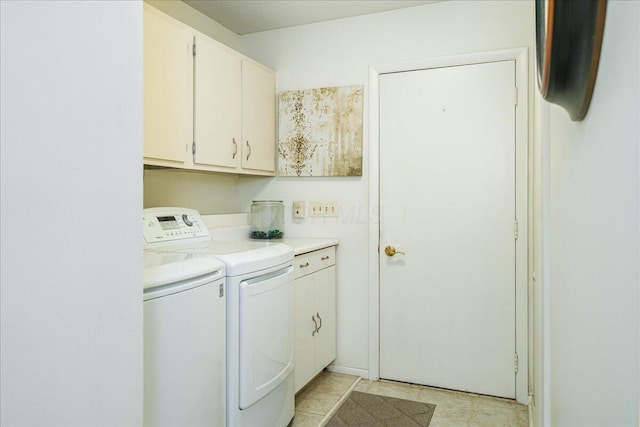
384,245,406,256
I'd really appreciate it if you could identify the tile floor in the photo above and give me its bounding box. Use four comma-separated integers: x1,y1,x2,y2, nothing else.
292,371,529,427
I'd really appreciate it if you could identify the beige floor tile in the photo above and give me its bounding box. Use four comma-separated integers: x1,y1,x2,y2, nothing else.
432,402,473,423
353,379,373,392
290,410,324,427
429,414,470,427
469,395,527,427
517,405,529,426
294,371,359,418
423,391,472,425
468,413,518,427
366,379,421,401
416,387,473,409
304,372,358,396
294,372,528,427
295,388,343,416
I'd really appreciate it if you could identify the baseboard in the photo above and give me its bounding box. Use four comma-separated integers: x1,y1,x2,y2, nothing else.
529,395,535,427
326,364,369,379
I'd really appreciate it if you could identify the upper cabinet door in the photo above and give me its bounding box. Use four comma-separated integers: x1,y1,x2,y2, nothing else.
194,34,241,170
241,60,276,173
143,5,191,164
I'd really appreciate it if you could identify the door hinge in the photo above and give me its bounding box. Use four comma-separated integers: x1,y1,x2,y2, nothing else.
514,353,519,373
514,220,519,240
192,41,196,56
192,141,196,156
514,87,518,106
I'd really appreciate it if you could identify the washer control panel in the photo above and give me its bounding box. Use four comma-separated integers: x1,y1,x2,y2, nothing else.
143,207,210,247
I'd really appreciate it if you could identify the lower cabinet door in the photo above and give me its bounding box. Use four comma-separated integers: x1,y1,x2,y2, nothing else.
294,264,337,393
294,274,316,392
314,266,337,371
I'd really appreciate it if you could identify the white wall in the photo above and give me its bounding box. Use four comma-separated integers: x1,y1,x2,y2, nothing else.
545,1,639,425
144,169,241,214
0,2,143,425
237,0,535,375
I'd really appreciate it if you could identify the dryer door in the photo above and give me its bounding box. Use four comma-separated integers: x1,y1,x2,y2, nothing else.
239,266,294,409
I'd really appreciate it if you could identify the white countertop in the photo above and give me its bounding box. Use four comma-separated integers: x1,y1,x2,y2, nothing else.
280,237,339,255
199,216,338,256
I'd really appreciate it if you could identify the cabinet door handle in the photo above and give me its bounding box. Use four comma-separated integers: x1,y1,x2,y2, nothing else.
316,312,322,332
321,256,330,261
312,315,318,336
246,140,251,160
232,138,238,159
300,262,309,268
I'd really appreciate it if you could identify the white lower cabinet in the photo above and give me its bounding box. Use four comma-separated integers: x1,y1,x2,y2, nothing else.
294,247,337,393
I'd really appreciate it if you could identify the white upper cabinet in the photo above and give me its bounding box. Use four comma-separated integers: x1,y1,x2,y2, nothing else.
241,60,276,173
143,5,192,164
193,34,242,170
143,5,276,176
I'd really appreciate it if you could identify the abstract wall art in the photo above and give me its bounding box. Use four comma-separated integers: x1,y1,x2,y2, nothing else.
278,85,363,177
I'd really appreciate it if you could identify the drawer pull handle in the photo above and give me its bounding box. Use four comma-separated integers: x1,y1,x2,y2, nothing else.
316,312,322,332
321,256,330,261
232,138,238,159
300,262,310,268
312,315,318,336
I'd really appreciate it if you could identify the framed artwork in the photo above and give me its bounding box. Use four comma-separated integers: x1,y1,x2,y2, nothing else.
278,85,363,177
536,0,607,121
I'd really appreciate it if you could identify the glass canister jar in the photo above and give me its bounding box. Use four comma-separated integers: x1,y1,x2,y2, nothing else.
250,200,284,239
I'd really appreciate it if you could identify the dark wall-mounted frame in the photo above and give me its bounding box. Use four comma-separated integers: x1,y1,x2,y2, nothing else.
536,0,607,121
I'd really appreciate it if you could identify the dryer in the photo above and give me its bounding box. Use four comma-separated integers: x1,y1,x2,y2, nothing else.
208,240,295,427
143,208,296,427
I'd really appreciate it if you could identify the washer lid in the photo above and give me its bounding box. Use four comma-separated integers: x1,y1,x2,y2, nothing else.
143,250,224,289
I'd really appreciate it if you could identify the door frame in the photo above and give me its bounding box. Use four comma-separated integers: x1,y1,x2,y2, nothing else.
368,48,529,404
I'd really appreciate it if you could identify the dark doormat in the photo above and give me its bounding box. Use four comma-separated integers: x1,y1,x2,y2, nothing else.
325,391,436,426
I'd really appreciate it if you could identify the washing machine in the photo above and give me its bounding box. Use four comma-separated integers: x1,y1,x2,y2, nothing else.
143,208,296,427
143,248,226,427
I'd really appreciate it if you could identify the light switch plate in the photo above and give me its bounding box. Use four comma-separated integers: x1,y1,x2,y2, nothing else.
293,201,305,218
309,201,338,217
325,201,338,217
309,201,323,217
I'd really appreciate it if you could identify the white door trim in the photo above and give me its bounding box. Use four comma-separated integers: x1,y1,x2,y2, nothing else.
368,47,529,404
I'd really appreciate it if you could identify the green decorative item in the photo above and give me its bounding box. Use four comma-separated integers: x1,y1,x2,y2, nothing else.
250,201,284,239
250,229,283,240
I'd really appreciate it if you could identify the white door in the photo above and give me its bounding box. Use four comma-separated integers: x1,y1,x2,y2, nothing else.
379,60,517,399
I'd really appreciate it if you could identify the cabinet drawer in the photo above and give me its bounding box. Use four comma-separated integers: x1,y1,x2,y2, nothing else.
294,247,336,278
